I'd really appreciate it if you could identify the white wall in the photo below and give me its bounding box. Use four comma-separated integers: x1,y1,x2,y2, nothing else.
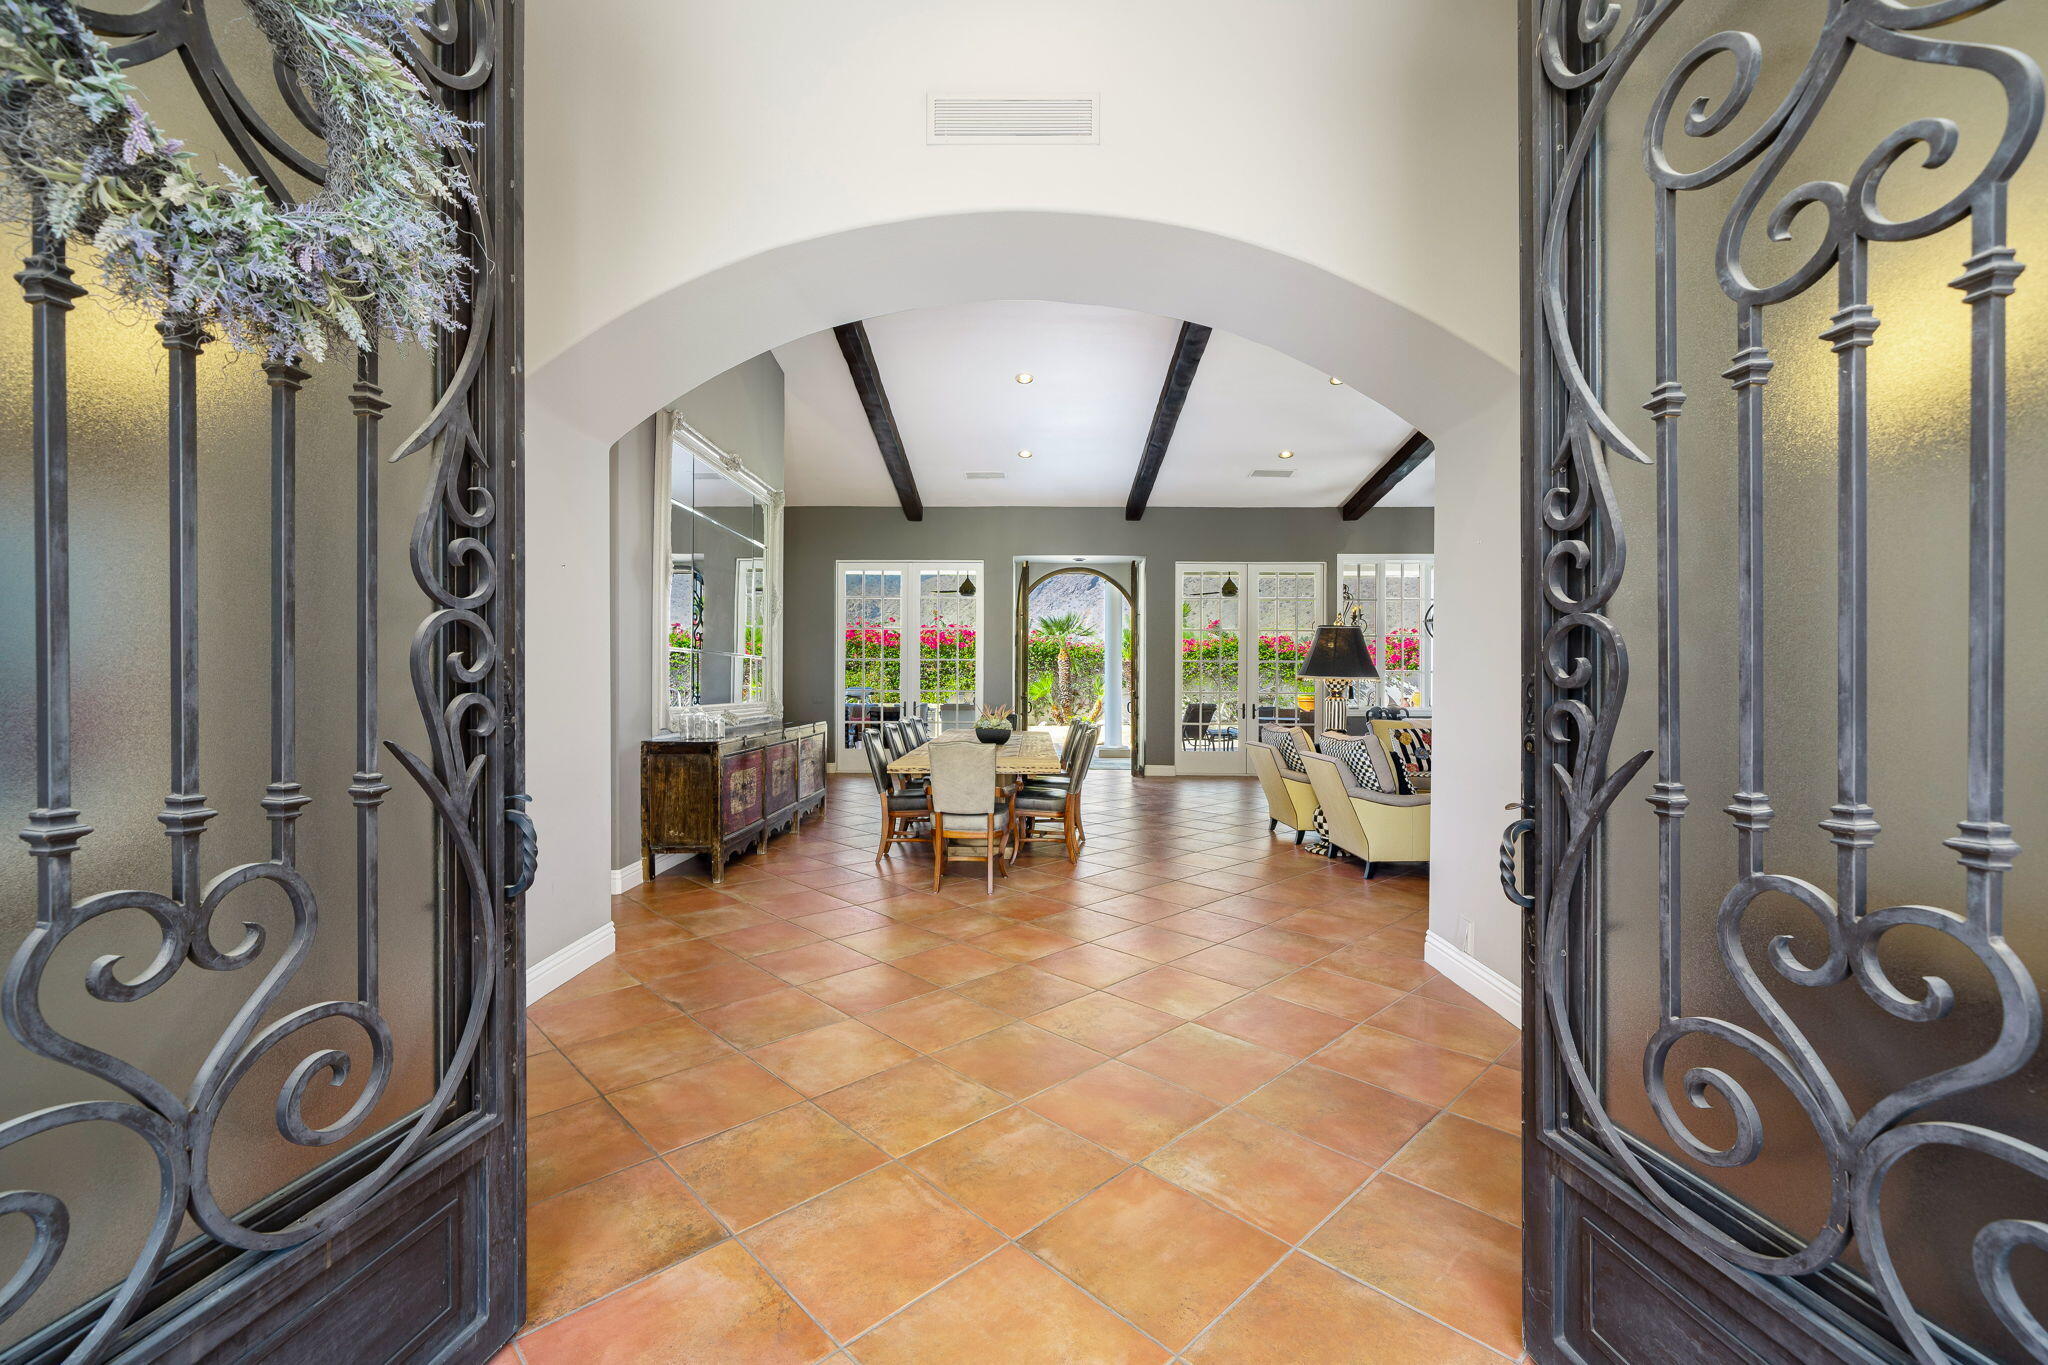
609,415,660,876
522,0,1526,983
1424,394,1525,979
526,0,1519,376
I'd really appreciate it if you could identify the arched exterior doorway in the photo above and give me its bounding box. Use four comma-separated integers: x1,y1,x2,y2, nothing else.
1016,563,1141,772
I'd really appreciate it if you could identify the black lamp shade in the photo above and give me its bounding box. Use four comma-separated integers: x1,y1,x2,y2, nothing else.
1298,624,1379,680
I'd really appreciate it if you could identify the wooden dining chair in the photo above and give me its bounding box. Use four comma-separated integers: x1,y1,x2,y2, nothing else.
1030,721,1094,797
1058,720,1092,767
1015,725,1097,862
880,722,909,761
863,730,930,861
927,740,1009,891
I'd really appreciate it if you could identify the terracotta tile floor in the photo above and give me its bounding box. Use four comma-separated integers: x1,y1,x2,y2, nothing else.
511,772,1526,1364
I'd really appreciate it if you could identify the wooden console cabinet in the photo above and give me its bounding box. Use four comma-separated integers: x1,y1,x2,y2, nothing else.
641,721,828,883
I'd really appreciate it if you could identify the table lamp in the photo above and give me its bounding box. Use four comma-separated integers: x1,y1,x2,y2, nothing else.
1298,623,1378,736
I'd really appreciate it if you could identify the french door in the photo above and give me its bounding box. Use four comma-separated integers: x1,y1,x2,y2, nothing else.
1173,563,1323,775
1524,5,2046,1363
834,562,982,768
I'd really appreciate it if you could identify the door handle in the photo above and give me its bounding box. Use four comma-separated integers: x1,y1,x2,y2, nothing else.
506,792,539,900
1499,801,1533,909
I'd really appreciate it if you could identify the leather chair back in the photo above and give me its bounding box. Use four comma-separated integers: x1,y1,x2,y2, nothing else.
861,730,894,794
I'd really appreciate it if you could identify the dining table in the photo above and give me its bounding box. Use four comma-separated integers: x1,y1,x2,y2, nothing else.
886,729,1066,779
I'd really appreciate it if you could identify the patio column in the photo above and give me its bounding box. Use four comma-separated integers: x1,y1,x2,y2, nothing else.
1103,588,1125,750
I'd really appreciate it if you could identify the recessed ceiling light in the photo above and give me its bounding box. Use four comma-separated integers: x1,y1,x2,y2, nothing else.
1016,449,1034,459
1329,376,1344,385
1015,372,1034,384
1277,450,1296,459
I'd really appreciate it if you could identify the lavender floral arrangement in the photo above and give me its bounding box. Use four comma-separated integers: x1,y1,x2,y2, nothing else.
0,0,471,360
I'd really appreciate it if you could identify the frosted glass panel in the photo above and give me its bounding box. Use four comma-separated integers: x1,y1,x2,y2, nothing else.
1590,4,2048,1355
0,8,446,1343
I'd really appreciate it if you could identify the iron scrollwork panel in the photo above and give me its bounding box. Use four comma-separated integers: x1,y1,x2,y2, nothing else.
1532,2,2045,1361
1,2,515,1360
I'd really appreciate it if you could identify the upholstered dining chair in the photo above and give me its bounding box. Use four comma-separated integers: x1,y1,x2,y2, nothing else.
1015,725,1097,862
1248,740,1319,844
1058,720,1092,767
863,730,931,861
927,740,1009,890
1031,721,1095,796
905,717,930,746
1297,750,1429,877
881,721,910,761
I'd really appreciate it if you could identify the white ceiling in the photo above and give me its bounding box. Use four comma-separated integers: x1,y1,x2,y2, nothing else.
773,300,1433,509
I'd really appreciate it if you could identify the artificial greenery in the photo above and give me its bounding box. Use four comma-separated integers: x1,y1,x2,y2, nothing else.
0,0,471,360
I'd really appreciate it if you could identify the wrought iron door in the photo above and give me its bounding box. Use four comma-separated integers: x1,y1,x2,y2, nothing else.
1524,3,2047,1362
0,3,523,1362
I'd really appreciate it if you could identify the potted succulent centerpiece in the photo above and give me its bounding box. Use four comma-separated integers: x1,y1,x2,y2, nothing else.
974,704,1016,745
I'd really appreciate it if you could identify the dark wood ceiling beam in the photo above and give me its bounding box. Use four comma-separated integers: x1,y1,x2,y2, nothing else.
1124,321,1212,521
834,321,924,521
1340,430,1434,520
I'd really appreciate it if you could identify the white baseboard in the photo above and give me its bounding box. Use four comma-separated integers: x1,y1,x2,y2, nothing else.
528,922,618,1003
611,853,687,896
1142,764,1178,777
1423,930,1520,1025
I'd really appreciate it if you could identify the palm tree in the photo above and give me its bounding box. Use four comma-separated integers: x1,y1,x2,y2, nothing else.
1034,613,1098,721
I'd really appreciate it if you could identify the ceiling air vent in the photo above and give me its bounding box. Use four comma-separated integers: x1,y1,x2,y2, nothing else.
1248,469,1295,479
928,94,1099,145
963,471,1007,480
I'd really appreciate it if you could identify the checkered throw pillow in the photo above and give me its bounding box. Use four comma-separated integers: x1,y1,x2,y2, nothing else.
1275,730,1309,774
1336,737,1385,792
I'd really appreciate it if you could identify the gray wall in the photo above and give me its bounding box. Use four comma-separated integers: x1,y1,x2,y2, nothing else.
671,352,787,490
784,505,1433,766
609,353,785,869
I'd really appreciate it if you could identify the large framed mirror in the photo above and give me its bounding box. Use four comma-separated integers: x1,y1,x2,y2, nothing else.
654,413,784,724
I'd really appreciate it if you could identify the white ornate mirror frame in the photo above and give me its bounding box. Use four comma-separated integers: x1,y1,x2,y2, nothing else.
652,411,786,727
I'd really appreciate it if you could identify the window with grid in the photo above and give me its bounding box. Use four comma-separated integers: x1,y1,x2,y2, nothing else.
1253,568,1321,725
839,566,904,755
918,567,979,733
735,556,767,704
1338,555,1434,708
1177,567,1242,754
669,557,704,704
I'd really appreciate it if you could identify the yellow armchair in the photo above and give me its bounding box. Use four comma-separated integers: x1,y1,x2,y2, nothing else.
1297,751,1429,876
1248,741,1320,844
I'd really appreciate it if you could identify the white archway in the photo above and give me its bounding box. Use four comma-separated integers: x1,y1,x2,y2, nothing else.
523,210,1524,1001
531,210,1508,450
